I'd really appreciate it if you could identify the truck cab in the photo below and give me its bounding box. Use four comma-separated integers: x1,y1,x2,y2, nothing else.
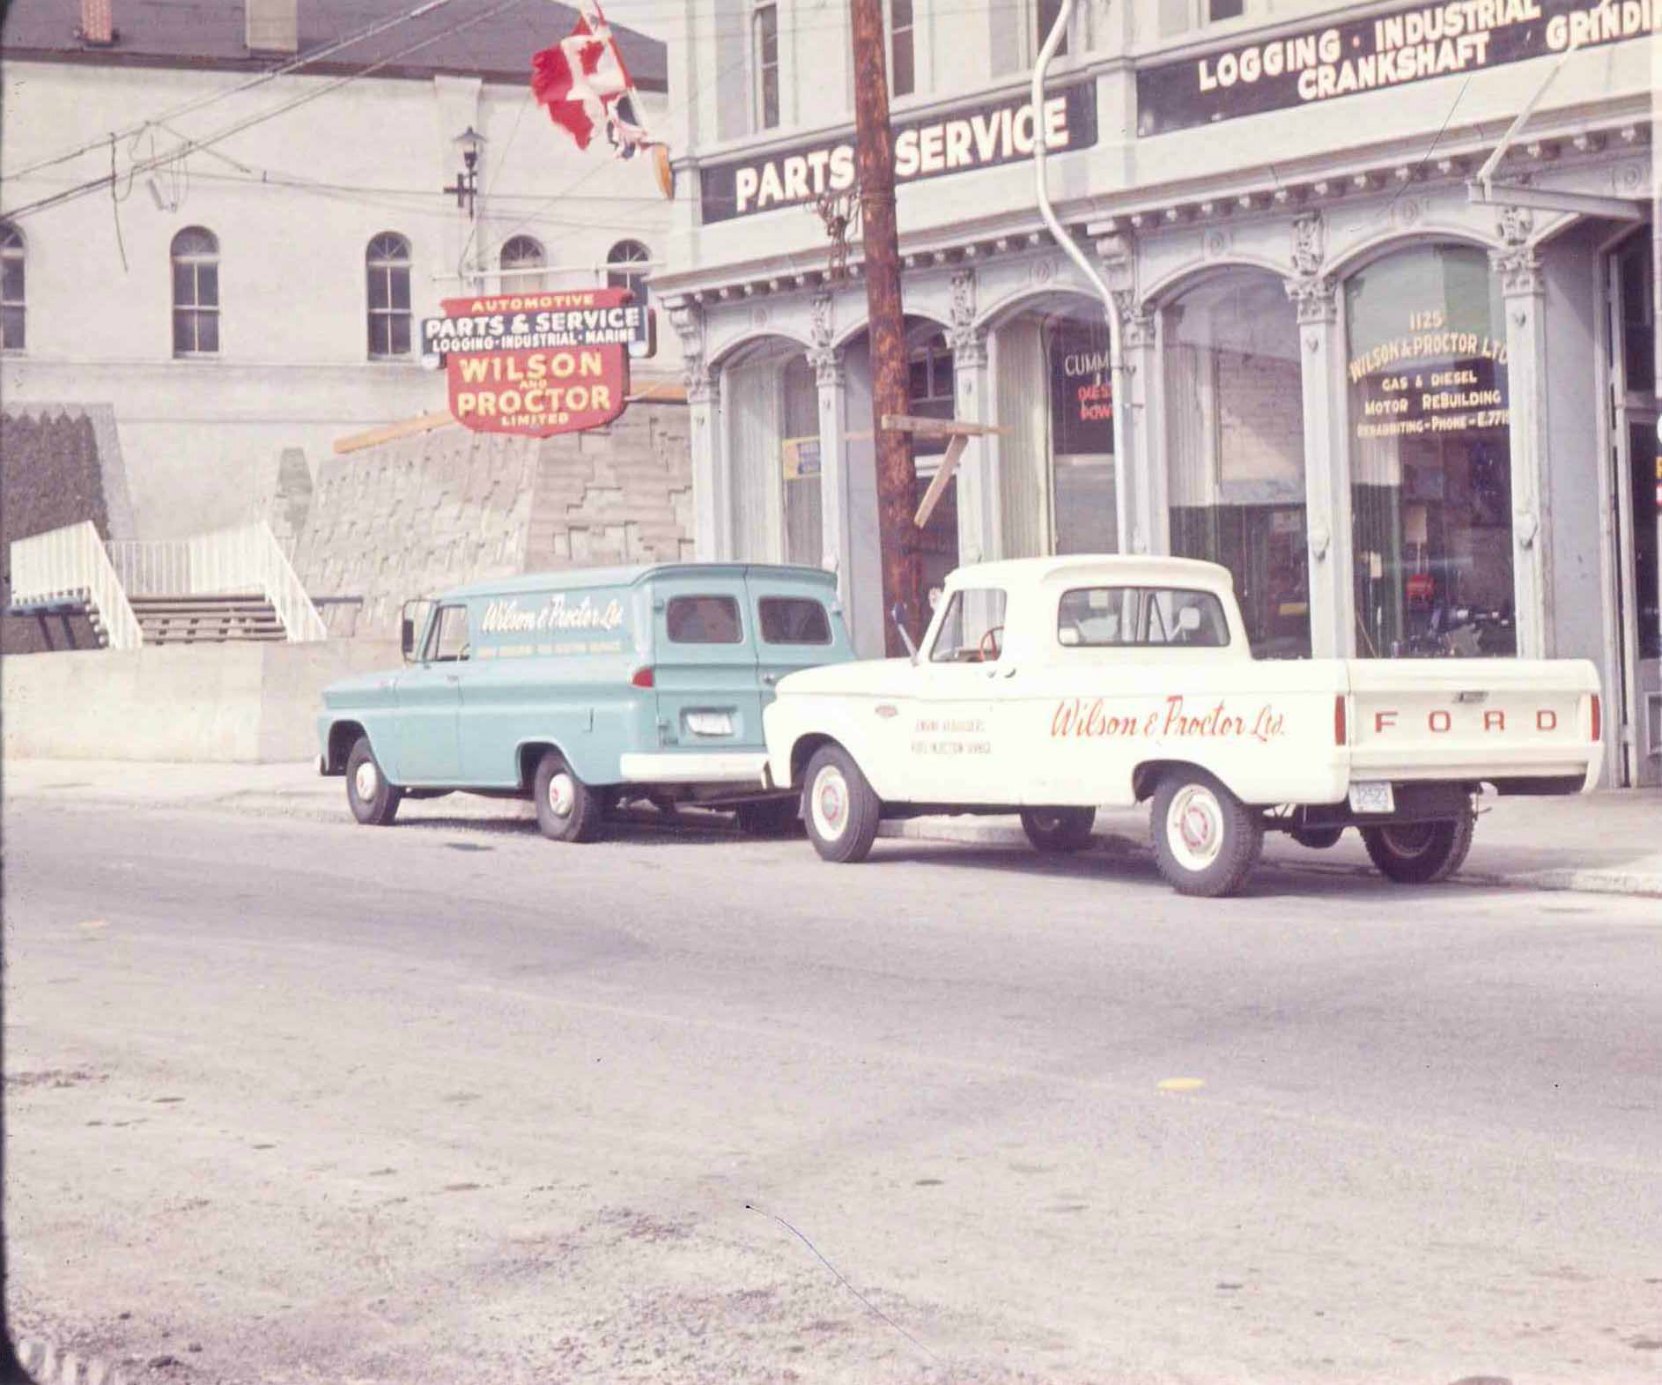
319,563,853,840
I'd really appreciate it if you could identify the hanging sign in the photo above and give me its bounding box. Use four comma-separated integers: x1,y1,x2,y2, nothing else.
700,81,1098,223
1048,321,1114,456
1137,0,1659,137
421,288,652,437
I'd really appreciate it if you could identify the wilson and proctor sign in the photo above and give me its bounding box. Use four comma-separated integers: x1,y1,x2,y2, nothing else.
421,289,649,438
699,82,1098,223
1137,0,1659,136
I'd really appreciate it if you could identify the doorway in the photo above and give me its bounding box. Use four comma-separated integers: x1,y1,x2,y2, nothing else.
1606,226,1660,786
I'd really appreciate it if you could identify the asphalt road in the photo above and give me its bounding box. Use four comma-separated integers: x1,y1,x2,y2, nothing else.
5,792,1661,1385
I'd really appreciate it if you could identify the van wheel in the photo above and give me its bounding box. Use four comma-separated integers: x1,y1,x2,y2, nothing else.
736,798,800,837
1020,807,1096,854
1361,813,1474,884
346,736,402,826
533,750,603,843
802,745,881,864
1150,770,1263,898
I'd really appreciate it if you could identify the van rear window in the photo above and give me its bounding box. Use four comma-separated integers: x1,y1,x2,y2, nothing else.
666,595,742,644
759,597,831,645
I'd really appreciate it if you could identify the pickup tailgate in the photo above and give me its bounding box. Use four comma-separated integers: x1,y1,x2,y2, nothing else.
1347,658,1601,787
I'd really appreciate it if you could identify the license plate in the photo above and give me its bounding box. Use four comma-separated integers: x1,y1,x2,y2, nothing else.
1348,781,1395,815
685,711,734,737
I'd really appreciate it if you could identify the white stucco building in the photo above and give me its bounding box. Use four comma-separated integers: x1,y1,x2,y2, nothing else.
654,0,1661,787
0,0,676,540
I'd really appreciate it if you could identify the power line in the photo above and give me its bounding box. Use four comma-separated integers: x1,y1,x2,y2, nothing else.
0,0,535,224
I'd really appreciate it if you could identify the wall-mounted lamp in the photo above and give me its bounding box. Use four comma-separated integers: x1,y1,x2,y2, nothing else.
444,126,484,220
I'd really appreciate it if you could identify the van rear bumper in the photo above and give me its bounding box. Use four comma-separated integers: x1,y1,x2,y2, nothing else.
618,751,770,786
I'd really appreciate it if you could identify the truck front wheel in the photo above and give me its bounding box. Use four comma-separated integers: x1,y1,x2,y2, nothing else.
802,745,881,864
1361,813,1474,884
345,736,403,826
1150,771,1263,898
1021,807,1096,854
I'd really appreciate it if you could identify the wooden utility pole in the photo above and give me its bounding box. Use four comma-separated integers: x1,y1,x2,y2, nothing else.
849,0,921,655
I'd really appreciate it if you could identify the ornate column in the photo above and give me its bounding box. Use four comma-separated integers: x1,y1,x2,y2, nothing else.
809,294,850,584
1114,293,1163,556
1493,209,1552,659
666,296,726,559
1285,212,1353,658
947,269,997,564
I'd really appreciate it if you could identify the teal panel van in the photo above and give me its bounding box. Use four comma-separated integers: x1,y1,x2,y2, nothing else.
316,564,853,841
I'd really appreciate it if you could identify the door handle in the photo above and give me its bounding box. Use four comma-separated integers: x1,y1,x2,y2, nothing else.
762,673,777,685
444,673,461,685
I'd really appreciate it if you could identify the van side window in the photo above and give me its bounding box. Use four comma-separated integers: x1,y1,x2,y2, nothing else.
759,596,831,645
666,595,742,644
427,604,470,661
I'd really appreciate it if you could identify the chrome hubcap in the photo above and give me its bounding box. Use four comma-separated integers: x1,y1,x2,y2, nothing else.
811,766,849,841
547,772,576,818
1166,785,1224,871
353,760,379,801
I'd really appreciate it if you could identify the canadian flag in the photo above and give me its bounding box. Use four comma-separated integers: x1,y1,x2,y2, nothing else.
532,4,648,156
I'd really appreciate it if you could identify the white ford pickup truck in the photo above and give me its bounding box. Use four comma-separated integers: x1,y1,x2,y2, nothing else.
763,556,1602,897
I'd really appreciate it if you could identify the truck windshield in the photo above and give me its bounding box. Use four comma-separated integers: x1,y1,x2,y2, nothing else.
1058,587,1230,648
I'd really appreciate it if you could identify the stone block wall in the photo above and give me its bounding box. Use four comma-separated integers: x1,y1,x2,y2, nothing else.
289,403,694,640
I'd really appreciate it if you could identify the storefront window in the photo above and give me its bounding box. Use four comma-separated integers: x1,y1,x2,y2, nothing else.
1163,271,1309,658
1346,244,1515,658
1046,312,1116,554
780,356,821,567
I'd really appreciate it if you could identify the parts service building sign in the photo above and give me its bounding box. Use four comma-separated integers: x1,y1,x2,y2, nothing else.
423,288,650,437
1137,0,1659,136
700,82,1098,222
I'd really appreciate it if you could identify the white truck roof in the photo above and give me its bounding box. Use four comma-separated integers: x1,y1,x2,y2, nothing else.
945,554,1237,595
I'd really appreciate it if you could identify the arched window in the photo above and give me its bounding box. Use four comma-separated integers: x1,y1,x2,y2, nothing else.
1,223,24,353
366,232,412,358
1163,269,1308,657
171,226,220,357
499,235,546,293
606,239,652,305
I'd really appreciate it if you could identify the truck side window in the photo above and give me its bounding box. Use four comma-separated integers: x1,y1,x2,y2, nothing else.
1058,587,1229,648
759,597,831,645
666,595,742,644
427,604,470,662
929,588,1007,663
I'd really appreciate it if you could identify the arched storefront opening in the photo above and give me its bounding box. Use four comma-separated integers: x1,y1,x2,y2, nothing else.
1161,269,1309,659
989,294,1117,558
720,335,820,566
1345,243,1514,659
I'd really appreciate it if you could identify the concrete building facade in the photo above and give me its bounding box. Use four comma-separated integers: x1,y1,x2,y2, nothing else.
654,0,1661,787
0,0,678,541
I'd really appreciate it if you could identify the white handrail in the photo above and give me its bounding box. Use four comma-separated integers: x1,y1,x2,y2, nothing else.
10,521,143,650
183,521,328,642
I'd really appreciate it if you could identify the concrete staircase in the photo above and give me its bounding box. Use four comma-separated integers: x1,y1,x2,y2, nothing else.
129,594,287,645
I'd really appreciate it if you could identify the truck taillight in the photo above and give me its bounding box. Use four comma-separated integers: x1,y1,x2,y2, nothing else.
1590,692,1601,742
1334,693,1348,747
631,666,655,688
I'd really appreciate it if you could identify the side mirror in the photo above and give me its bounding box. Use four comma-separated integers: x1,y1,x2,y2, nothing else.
890,602,919,664
400,615,416,662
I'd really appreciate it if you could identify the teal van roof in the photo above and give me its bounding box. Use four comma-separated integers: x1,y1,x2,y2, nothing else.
438,563,838,602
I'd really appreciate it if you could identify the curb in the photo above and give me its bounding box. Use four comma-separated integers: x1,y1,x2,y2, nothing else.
877,817,1662,900
13,1339,133,1385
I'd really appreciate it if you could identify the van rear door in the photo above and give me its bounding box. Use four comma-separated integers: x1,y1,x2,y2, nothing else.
748,574,848,705
650,573,766,754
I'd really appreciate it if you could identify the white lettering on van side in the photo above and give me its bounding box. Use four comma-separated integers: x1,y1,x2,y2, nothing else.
483,594,625,636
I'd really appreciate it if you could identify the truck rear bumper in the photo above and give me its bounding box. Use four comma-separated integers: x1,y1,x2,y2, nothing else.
618,751,770,786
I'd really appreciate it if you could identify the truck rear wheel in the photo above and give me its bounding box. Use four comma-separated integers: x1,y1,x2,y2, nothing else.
1020,807,1096,854
533,750,603,844
345,736,402,826
1361,813,1474,884
802,744,881,864
1150,770,1263,898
